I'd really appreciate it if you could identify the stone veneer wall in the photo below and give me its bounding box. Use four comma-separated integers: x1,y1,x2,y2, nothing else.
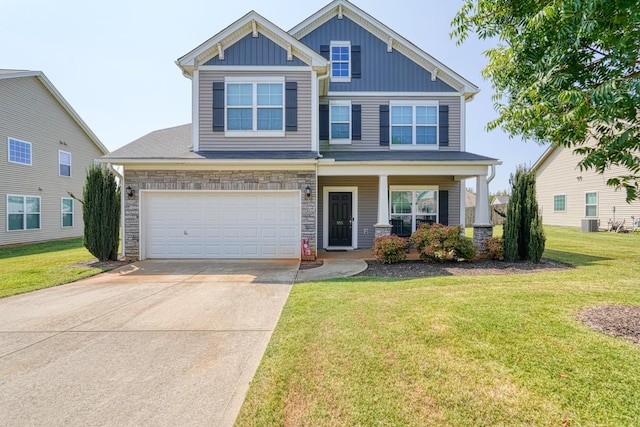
123,169,316,260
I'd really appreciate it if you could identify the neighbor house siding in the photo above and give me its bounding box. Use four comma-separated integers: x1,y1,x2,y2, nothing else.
535,145,640,228
204,33,307,66
0,76,104,246
299,16,457,93
199,70,313,151
319,95,461,152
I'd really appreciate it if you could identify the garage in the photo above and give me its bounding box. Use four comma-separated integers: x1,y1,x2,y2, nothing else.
142,191,301,259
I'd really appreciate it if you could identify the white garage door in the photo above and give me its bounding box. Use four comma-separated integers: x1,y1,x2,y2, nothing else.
143,191,300,259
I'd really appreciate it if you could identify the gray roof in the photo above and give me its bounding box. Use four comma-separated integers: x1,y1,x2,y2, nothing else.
321,150,498,162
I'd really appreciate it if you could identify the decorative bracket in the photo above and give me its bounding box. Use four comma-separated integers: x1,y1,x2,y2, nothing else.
338,4,343,19
252,20,258,38
387,38,393,53
217,43,224,60
287,43,293,61
431,67,438,81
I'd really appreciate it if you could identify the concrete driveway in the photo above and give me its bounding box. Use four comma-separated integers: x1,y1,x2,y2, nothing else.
0,259,298,427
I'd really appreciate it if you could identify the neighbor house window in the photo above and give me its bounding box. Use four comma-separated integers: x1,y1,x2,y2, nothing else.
225,77,284,135
390,188,438,237
553,194,566,212
8,137,32,165
330,41,351,82
390,101,438,148
61,198,74,228
585,192,598,217
59,151,71,177
7,195,40,231
330,101,351,144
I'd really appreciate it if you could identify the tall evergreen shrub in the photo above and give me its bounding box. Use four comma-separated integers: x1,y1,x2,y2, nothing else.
503,166,545,262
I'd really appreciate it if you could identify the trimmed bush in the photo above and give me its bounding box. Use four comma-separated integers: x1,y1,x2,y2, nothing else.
483,237,505,260
410,223,475,263
373,235,407,264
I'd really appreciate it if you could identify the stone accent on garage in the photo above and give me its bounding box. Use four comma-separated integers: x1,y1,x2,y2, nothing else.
123,169,317,261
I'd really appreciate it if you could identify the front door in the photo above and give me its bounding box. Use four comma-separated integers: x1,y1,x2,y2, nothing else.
328,192,353,247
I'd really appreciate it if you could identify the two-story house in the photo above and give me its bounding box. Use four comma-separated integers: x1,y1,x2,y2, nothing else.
1,70,108,246
102,0,500,261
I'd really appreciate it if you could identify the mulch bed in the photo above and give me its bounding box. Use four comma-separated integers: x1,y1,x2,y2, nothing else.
578,305,640,345
73,259,131,271
299,260,324,270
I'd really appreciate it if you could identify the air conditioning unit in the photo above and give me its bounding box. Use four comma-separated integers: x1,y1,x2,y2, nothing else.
581,219,599,232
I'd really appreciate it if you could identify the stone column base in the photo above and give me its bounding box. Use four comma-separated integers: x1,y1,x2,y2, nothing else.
374,224,393,238
473,225,494,252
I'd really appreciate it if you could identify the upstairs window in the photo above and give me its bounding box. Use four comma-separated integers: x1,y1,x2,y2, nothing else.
330,101,351,144
225,77,284,136
7,195,40,231
8,137,32,165
390,101,438,149
59,151,71,177
330,41,351,82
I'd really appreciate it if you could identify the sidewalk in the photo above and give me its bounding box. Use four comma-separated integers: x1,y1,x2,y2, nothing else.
295,250,371,282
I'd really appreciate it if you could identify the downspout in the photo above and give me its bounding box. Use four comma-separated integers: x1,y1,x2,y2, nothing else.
487,164,496,183
108,163,125,259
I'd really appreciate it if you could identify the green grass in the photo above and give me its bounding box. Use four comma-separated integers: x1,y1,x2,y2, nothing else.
236,227,640,426
0,238,103,298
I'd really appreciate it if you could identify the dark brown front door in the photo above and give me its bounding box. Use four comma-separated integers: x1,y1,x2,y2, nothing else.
328,192,352,247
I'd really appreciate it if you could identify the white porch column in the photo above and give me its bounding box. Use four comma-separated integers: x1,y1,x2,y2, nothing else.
474,174,491,226
375,175,392,237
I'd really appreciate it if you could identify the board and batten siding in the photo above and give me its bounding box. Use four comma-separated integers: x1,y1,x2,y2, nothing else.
320,95,461,152
535,145,640,228
0,76,105,246
198,70,313,151
318,176,461,249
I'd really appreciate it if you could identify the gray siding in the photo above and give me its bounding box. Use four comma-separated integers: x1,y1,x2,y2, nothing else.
0,76,105,246
199,70,313,151
536,145,640,228
318,176,461,249
320,95,461,152
205,33,307,66
300,16,457,93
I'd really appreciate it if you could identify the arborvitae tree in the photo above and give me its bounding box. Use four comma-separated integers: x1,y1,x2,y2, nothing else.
72,165,120,261
503,166,545,263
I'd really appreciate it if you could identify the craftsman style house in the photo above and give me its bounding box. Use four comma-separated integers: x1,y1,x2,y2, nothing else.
1,70,108,246
103,0,499,260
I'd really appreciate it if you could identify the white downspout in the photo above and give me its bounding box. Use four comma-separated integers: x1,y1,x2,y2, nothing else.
108,163,125,259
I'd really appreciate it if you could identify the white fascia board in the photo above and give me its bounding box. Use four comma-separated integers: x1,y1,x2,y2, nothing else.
531,144,557,172
317,161,500,177
327,91,463,98
99,159,317,170
200,65,313,72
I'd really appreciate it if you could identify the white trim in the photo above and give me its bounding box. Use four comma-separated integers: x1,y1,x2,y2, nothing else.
224,77,285,136
224,75,286,83
192,69,200,152
100,160,318,169
198,65,314,72
553,193,567,213
329,100,351,145
389,186,440,232
61,197,74,228
6,194,41,231
323,186,358,249
389,101,439,149
318,162,495,177
311,70,319,152
584,191,598,217
327,91,463,97
58,150,72,177
460,95,466,152
7,137,32,166
330,41,351,83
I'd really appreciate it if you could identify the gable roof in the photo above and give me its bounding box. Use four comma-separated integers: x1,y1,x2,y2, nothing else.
176,11,329,78
531,144,559,173
289,0,480,100
0,69,108,155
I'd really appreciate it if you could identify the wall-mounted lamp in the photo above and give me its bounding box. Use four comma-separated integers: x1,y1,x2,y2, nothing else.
126,186,134,198
305,185,312,199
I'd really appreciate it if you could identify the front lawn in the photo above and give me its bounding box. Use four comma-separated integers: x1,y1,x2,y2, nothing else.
0,238,103,298
236,227,640,426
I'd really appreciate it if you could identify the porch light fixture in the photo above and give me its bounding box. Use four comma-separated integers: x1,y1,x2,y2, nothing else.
305,185,312,199
126,185,134,198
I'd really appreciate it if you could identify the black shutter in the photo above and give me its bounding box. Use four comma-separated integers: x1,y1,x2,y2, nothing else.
212,82,225,132
285,81,297,131
319,104,330,140
320,45,330,60
351,45,361,79
352,104,361,140
439,190,449,225
439,105,449,146
379,105,389,146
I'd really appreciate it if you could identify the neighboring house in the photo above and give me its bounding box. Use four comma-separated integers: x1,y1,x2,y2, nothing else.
1,70,108,246
102,0,500,260
533,144,640,230
491,195,509,206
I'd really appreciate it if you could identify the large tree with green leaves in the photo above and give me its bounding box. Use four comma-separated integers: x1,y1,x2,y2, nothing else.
452,0,640,201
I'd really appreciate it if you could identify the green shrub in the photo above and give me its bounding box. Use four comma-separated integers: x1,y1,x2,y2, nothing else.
410,223,475,263
528,214,546,263
483,237,505,260
373,235,407,264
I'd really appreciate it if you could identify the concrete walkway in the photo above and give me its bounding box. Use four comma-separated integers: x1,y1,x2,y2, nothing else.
296,250,370,282
0,260,297,427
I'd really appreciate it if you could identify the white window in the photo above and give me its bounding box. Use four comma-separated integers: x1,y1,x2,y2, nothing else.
330,41,351,82
390,101,438,149
8,137,32,165
225,77,284,136
330,101,351,144
62,198,74,228
389,187,438,237
553,194,566,212
59,151,71,177
7,195,40,231
585,192,598,217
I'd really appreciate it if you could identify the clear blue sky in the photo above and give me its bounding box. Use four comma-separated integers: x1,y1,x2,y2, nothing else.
1,0,547,192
